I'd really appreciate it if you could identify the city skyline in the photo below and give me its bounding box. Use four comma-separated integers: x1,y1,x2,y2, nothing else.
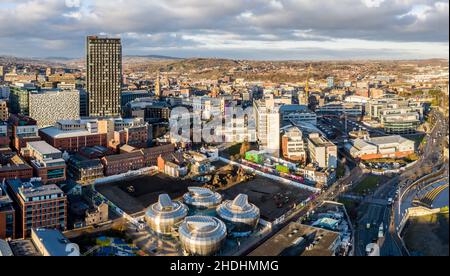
0,0,448,60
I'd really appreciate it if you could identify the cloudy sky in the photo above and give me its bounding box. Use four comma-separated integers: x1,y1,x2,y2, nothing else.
0,0,448,60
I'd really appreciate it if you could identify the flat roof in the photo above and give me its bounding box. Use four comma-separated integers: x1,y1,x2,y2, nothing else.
8,179,64,200
39,127,98,139
32,228,76,256
249,222,339,256
309,135,335,148
369,135,412,146
27,141,61,155
8,239,41,256
0,240,13,256
103,151,143,162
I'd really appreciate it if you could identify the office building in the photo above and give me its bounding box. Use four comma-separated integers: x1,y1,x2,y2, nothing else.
86,36,122,117
121,91,151,108
101,151,145,176
8,114,41,151
39,120,108,152
0,100,8,121
22,141,66,184
346,135,415,160
141,144,176,166
282,126,307,163
0,153,33,181
111,123,150,149
327,76,335,88
124,99,170,123
9,83,38,116
307,133,338,169
253,99,280,157
279,105,317,125
316,102,364,117
0,183,15,239
0,121,9,147
6,179,67,239
67,154,104,183
0,85,10,99
29,89,80,128
79,89,88,117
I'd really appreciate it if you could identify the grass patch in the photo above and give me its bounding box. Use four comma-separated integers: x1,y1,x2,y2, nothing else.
403,212,449,256
352,175,381,195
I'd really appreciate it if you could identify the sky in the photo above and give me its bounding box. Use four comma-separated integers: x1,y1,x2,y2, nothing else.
0,0,448,60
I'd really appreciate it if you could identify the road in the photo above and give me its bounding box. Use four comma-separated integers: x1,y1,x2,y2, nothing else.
353,109,449,256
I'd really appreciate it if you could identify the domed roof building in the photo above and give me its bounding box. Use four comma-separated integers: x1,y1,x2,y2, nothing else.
217,194,260,235
145,194,188,235
183,187,222,209
178,216,227,256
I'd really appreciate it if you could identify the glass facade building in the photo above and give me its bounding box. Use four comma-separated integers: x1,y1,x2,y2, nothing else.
179,216,227,256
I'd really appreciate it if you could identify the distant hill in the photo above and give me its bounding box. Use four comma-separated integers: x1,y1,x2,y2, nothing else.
124,55,183,60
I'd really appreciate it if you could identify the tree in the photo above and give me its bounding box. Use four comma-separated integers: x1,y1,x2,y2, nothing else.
240,141,250,157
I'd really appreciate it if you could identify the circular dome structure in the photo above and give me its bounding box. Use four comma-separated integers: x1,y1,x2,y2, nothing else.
217,194,260,235
145,194,188,235
178,216,227,256
183,187,222,210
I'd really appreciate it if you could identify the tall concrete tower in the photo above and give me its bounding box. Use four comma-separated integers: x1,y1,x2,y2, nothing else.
86,36,122,118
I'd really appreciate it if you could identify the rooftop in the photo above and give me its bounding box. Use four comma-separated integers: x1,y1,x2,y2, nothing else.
0,240,13,256
7,179,64,201
8,239,41,256
369,135,413,146
32,228,78,256
39,126,98,139
27,141,61,155
308,133,335,148
102,151,143,162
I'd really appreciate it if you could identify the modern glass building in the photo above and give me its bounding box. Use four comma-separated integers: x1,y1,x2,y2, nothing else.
216,194,260,236
9,84,38,116
183,187,222,210
145,194,188,235
178,216,227,256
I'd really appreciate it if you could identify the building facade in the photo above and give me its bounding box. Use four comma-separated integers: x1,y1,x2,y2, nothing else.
22,141,66,184
282,127,307,163
67,154,104,183
253,99,280,157
101,151,145,176
7,179,67,239
29,89,80,128
307,133,338,169
0,184,15,239
0,100,8,121
86,36,122,117
8,114,41,151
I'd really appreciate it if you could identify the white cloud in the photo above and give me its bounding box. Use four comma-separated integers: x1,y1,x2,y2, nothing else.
361,0,385,8
0,0,447,59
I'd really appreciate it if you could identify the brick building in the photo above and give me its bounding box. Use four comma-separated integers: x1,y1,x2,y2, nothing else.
6,179,67,239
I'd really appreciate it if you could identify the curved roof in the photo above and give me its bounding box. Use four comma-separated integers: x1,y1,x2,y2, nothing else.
183,187,222,208
146,194,188,221
217,194,260,226
179,216,227,240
